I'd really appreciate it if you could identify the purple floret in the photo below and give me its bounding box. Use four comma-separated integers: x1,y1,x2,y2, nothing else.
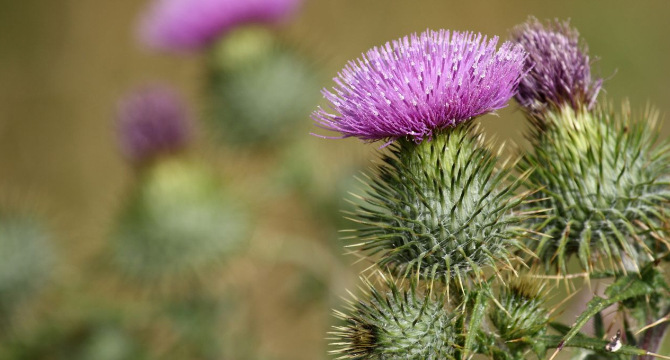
312,29,527,143
139,0,301,52
512,17,603,113
116,85,191,165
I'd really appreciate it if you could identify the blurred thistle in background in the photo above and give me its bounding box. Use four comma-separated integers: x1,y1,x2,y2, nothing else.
116,86,192,166
109,84,249,289
139,0,320,146
139,0,302,52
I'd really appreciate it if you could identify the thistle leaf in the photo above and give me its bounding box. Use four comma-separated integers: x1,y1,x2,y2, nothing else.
551,263,665,356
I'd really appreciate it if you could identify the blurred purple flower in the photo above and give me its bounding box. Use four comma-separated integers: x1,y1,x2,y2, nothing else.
116,85,191,165
511,17,603,112
138,0,302,52
312,29,527,144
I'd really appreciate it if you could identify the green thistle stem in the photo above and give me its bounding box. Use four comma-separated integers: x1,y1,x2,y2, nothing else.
638,305,670,360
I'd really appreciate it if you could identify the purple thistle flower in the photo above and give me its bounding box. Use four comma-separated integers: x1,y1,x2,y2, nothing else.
138,0,302,52
312,29,527,144
116,85,191,165
511,17,603,113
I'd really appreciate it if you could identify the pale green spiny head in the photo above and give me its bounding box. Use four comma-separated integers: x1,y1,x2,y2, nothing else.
490,274,551,356
330,276,458,360
518,104,670,273
349,123,530,283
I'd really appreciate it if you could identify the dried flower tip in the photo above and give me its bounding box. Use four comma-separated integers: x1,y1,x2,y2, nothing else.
511,17,602,114
313,29,527,143
116,85,192,166
605,330,622,352
138,0,302,52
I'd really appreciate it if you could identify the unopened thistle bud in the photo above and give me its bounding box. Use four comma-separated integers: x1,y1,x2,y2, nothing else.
490,275,550,356
313,29,529,281
511,17,602,115
331,278,458,359
116,85,191,166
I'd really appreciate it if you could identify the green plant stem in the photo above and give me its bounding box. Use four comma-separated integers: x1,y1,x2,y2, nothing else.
638,305,670,360
551,264,662,358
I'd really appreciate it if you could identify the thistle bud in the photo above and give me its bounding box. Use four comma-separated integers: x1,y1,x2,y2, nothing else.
490,275,550,356
331,278,458,359
353,125,528,281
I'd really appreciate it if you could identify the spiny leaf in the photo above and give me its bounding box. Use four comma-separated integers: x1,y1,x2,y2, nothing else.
542,335,647,357
550,263,665,357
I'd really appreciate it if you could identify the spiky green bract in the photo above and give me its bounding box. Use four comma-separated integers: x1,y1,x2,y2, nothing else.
207,27,319,145
109,159,249,286
350,123,528,282
331,277,458,360
518,104,670,273
0,211,55,320
490,276,550,357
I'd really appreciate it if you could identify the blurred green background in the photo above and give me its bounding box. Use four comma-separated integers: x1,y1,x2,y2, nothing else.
1,1,670,359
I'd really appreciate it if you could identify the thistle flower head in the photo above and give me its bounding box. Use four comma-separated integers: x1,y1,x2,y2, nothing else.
511,17,603,114
331,277,458,359
313,29,527,143
138,0,302,52
116,85,191,166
